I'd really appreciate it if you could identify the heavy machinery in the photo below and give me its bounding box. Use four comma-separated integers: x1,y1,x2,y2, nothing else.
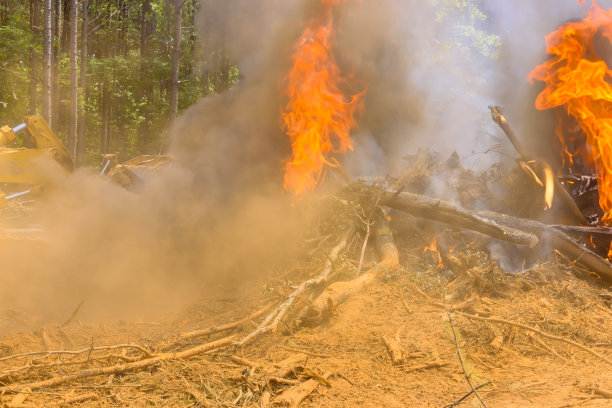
0,116,74,207
0,115,173,206
100,154,172,191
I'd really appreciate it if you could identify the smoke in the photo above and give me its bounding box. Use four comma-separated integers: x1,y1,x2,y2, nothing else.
338,0,612,175
0,0,608,330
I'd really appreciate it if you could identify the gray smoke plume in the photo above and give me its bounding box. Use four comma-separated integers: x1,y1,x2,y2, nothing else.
0,0,606,328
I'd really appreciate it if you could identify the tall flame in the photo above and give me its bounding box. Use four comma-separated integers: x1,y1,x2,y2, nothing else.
528,2,612,229
282,0,365,197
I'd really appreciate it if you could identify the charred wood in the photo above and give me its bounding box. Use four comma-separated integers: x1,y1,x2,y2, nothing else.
382,190,612,281
489,105,587,224
382,191,539,248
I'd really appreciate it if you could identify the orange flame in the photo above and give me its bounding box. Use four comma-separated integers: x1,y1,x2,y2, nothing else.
528,3,612,226
282,0,365,196
424,237,444,269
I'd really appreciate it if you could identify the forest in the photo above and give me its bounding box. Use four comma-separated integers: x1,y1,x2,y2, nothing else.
0,0,236,166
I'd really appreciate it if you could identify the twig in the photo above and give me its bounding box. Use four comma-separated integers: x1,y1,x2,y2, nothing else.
61,300,85,327
355,220,371,276
0,336,235,393
178,303,272,341
276,371,332,407
402,360,449,373
0,353,145,380
456,311,612,365
444,381,492,408
3,392,98,407
0,344,151,363
446,310,489,408
229,355,258,368
281,346,332,358
404,282,476,312
592,385,612,399
154,303,273,352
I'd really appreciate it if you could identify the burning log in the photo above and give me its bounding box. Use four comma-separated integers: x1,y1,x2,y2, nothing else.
489,105,587,224
382,191,539,248
383,190,612,281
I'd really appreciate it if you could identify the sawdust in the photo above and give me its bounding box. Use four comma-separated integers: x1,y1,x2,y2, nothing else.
0,222,610,407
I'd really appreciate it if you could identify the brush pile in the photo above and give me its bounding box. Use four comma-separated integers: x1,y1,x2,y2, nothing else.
0,107,611,407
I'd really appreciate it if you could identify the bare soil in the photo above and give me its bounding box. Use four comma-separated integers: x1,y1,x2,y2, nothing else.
1,207,611,407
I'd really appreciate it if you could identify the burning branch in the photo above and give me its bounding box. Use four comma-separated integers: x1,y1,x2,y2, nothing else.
489,105,586,223
382,190,540,248
379,188,612,280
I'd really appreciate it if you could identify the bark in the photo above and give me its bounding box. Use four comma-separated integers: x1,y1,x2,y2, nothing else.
68,0,78,159
77,0,88,166
383,191,540,248
489,105,586,224
138,0,152,147
29,0,42,115
168,0,184,126
52,0,63,130
384,190,612,281
100,82,109,154
42,0,53,125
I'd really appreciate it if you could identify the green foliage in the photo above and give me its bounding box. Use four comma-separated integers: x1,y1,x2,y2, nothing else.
0,0,31,118
433,0,501,58
0,0,238,166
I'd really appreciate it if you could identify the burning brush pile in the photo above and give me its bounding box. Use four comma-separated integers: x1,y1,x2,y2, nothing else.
275,0,612,283
1,1,612,406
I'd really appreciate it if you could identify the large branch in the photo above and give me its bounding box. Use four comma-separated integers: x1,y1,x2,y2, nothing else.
383,191,539,248
489,106,587,224
383,191,612,281
0,336,235,393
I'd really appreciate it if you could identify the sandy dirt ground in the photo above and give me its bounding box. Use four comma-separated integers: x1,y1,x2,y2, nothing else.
0,223,611,408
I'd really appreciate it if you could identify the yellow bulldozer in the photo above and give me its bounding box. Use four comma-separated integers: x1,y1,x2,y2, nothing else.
0,115,73,206
0,115,171,207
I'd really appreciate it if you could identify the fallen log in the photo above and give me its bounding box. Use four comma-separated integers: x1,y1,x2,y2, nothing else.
383,190,612,281
382,191,539,248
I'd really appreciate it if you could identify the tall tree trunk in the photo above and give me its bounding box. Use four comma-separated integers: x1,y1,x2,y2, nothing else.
29,0,42,115
100,82,109,154
138,0,151,148
42,0,53,125
77,0,88,166
168,0,184,125
52,0,63,133
68,0,78,159
51,0,61,132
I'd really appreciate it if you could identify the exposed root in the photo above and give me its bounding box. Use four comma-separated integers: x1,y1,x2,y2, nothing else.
236,229,354,346
299,208,399,326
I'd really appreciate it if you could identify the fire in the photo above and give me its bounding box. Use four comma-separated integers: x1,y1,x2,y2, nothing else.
282,0,365,196
424,237,444,269
528,3,612,227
